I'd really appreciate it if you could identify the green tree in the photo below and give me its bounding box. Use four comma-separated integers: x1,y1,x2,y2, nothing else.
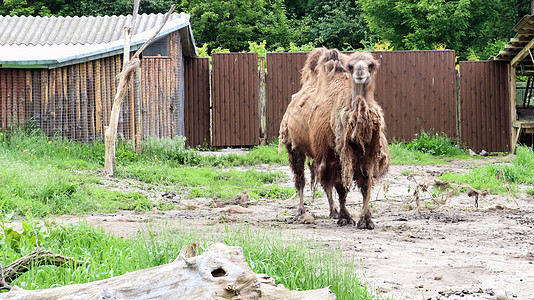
181,0,292,52
0,0,177,16
360,0,519,60
305,0,369,50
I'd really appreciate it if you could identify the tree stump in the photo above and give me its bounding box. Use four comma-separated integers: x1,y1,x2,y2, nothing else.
0,243,336,299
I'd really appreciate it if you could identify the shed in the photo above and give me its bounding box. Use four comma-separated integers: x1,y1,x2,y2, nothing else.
0,13,197,143
493,14,534,152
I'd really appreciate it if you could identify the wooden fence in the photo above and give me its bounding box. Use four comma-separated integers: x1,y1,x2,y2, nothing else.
0,50,514,152
458,61,510,152
265,51,458,143
184,57,210,148
265,52,309,141
211,53,260,147
0,57,135,142
374,51,458,141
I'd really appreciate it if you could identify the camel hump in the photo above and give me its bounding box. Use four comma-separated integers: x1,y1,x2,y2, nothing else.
302,47,349,83
319,48,347,76
303,47,329,74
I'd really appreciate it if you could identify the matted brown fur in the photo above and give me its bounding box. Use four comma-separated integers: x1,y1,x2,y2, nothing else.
279,48,390,229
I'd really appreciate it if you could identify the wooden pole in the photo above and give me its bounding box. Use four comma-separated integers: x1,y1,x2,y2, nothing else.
103,1,176,176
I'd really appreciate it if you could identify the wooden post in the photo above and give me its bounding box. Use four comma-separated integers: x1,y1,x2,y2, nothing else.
259,56,267,145
103,1,176,176
511,65,518,153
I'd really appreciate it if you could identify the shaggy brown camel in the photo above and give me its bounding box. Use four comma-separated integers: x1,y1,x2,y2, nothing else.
279,47,390,229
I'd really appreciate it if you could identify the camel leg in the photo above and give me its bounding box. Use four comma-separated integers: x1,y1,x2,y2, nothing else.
287,147,306,216
323,186,339,219
317,160,339,218
335,184,355,226
357,179,374,230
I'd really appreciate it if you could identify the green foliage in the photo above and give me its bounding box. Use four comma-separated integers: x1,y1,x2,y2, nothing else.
182,0,292,52
0,222,191,290
85,189,152,213
305,0,369,50
407,130,465,157
116,164,291,200
2,0,527,61
388,142,446,165
138,136,202,165
273,42,311,52
360,0,519,60
248,40,267,57
526,188,534,196
1,219,44,252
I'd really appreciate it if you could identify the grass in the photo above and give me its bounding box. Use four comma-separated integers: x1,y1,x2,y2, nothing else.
3,126,529,218
406,130,466,157
388,130,470,165
439,146,534,193
115,163,293,200
0,129,293,218
0,221,382,299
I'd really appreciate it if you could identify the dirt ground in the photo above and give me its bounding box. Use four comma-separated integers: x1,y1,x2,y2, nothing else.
54,156,534,299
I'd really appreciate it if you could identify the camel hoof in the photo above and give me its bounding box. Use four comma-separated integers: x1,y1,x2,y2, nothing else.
337,217,356,226
356,218,375,230
329,209,340,219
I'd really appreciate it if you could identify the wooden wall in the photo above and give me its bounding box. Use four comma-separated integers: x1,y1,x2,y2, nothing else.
458,61,510,152
265,50,458,143
184,57,210,148
265,52,308,142
0,32,184,143
0,50,515,151
211,53,260,147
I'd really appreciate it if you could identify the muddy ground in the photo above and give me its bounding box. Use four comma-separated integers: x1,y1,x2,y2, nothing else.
56,156,534,299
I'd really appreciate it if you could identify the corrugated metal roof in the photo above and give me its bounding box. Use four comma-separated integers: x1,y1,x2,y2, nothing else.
0,13,197,68
492,15,534,66
0,13,185,46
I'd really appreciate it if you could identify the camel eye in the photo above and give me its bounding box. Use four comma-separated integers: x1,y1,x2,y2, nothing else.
368,63,375,71
347,64,354,72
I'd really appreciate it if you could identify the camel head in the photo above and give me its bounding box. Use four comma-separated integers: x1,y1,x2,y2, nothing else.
345,52,379,85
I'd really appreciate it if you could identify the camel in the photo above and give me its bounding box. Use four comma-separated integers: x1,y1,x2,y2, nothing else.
279,47,390,229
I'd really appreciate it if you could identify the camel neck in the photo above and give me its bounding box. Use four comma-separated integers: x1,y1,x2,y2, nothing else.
352,84,372,107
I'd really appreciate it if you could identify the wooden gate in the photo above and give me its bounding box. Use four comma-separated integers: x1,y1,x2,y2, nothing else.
184,57,211,148
458,61,510,152
211,53,260,147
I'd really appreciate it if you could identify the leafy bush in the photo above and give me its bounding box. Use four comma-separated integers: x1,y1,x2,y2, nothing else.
407,130,465,157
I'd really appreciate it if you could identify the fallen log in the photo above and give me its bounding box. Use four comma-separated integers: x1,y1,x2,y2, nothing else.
1,243,336,299
1,248,85,291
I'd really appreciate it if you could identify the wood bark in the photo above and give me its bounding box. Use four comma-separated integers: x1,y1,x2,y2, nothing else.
0,243,336,300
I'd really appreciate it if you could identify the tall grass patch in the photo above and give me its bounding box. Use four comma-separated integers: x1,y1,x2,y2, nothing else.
407,130,466,157
1,222,381,299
